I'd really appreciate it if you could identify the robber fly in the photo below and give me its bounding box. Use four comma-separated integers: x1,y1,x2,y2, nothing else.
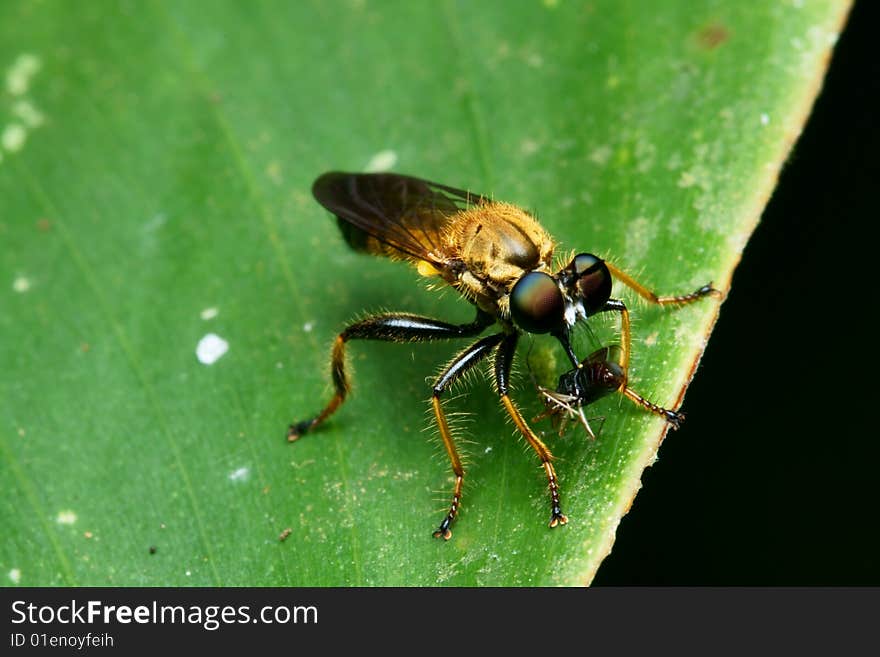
289,172,720,540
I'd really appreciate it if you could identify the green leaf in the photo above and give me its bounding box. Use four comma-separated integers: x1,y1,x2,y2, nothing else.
0,0,848,586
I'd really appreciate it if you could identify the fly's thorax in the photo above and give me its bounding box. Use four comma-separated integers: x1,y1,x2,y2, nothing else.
447,202,555,291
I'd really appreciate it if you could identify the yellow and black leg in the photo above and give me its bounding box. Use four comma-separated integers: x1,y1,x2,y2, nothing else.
495,332,567,528
431,333,507,540
604,261,721,309
621,386,685,428
602,263,720,371
596,264,721,426
288,310,493,441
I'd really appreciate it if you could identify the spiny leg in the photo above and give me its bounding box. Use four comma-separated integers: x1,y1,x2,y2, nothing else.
621,386,685,429
431,333,506,540
599,299,633,372
596,299,693,430
600,264,720,373
565,318,686,430
495,332,567,528
288,310,493,441
604,261,722,307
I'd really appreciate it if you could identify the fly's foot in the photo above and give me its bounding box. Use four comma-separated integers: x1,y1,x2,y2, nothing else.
545,464,567,528
663,409,685,430
433,517,453,541
622,388,687,431
287,419,314,442
549,508,568,528
432,480,461,540
698,283,724,299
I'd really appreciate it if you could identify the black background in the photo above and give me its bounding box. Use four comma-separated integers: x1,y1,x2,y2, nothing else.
594,0,878,585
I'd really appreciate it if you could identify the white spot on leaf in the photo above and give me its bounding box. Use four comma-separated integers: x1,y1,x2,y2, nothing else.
12,275,30,293
9,568,21,584
678,171,697,188
2,123,27,152
635,138,657,173
228,467,249,482
12,100,44,128
56,510,77,525
266,160,283,184
5,53,41,96
200,307,218,320
196,333,228,365
526,53,543,68
520,138,540,155
589,145,612,166
143,213,167,232
2,54,45,158
364,149,398,172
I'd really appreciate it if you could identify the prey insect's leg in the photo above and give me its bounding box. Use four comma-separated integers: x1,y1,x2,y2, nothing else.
431,333,506,540
288,310,493,441
495,332,567,528
536,388,602,440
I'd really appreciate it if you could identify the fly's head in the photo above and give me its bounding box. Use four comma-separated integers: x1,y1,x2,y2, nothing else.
508,253,612,363
555,253,612,327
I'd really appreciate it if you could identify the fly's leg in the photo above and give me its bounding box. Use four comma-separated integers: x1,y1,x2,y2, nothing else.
621,387,685,429
596,297,688,429
496,332,567,528
598,268,719,427
288,310,493,440
605,261,721,308
431,333,506,540
600,261,721,373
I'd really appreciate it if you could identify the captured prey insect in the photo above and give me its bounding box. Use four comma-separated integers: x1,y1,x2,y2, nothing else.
288,172,720,540
533,345,628,440
534,345,685,441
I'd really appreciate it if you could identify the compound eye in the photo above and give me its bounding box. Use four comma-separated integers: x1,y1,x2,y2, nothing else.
573,253,603,275
572,253,612,315
510,272,565,334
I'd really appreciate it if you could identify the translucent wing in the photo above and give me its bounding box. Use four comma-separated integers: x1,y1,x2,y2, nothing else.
312,172,489,266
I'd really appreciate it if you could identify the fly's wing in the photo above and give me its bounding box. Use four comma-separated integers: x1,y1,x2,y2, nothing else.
312,172,489,267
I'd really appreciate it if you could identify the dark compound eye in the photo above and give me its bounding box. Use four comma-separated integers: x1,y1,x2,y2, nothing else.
573,252,602,275
571,253,612,315
510,271,565,334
